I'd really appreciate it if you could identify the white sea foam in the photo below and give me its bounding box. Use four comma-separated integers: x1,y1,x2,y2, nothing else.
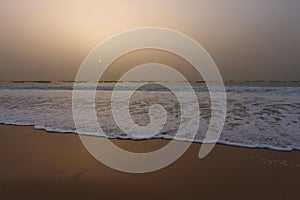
0,84,299,151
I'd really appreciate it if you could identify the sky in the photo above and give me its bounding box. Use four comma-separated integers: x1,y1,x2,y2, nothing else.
0,0,299,81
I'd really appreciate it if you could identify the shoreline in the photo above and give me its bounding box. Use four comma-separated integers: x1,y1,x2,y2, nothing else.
1,123,299,152
1,124,300,199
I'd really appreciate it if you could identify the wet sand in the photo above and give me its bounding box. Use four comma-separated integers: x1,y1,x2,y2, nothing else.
0,125,299,200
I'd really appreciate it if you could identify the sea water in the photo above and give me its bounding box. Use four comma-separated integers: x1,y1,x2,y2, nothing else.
0,81,299,151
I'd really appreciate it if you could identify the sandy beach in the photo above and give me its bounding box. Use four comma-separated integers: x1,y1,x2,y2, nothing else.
0,125,299,199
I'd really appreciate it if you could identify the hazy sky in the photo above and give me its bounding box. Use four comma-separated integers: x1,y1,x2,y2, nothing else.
0,0,299,81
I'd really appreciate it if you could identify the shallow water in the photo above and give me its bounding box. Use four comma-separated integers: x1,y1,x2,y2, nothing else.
0,82,299,151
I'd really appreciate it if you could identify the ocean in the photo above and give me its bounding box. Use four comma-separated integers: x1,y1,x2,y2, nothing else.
0,81,299,151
